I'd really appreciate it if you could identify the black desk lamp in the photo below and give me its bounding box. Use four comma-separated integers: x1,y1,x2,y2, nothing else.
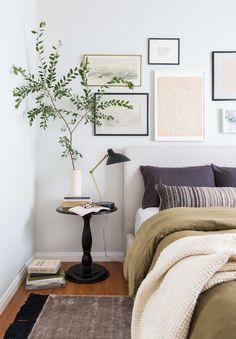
89,148,130,208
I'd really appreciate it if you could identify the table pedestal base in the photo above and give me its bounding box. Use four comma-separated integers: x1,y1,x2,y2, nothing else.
65,263,109,284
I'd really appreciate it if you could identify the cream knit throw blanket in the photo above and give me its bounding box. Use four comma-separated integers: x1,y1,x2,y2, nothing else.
131,234,236,339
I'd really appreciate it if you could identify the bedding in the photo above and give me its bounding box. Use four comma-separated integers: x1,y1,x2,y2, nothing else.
132,234,236,339
212,163,236,186
140,165,215,209
134,207,159,234
124,207,236,297
156,184,236,211
124,207,236,338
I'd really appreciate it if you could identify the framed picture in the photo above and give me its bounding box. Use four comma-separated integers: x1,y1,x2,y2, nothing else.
222,109,236,133
94,93,149,136
212,51,236,100
148,38,180,65
154,72,205,141
84,54,142,87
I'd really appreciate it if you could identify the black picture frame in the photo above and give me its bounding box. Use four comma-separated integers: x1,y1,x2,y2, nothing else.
94,93,149,136
148,38,180,65
212,51,236,101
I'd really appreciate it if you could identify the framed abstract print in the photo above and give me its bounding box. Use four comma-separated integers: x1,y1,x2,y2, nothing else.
94,93,148,136
84,54,142,87
154,72,205,141
148,38,180,65
212,51,236,101
222,109,236,133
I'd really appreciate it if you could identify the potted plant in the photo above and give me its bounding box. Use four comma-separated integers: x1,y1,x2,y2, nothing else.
13,21,133,195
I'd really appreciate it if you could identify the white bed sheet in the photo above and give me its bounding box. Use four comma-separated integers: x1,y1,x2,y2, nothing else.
134,207,159,235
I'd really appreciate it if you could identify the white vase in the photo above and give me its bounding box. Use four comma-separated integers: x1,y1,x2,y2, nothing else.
70,169,82,196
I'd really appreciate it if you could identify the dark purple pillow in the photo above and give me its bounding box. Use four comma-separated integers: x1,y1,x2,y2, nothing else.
212,164,236,187
140,165,215,208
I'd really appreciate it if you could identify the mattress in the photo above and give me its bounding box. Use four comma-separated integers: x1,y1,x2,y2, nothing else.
134,207,159,235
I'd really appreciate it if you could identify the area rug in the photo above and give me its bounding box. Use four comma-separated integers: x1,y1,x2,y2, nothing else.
4,294,133,339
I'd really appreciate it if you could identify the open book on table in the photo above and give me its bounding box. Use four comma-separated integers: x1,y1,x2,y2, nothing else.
69,204,110,216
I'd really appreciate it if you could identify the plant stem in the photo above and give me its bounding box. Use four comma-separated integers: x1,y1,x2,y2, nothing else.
71,109,89,134
37,38,75,170
45,88,75,170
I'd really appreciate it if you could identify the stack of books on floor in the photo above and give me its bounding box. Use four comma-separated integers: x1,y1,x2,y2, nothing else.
62,194,92,208
26,259,65,290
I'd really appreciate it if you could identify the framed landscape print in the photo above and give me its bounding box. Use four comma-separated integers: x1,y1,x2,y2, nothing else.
94,93,148,136
154,72,205,141
222,109,236,133
148,38,180,65
212,51,236,100
84,54,142,87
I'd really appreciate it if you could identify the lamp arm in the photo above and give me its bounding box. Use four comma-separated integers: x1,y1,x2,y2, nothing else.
90,171,102,203
89,154,108,173
89,154,108,202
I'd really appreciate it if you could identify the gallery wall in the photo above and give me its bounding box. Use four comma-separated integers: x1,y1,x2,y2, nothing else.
35,0,236,256
0,0,37,307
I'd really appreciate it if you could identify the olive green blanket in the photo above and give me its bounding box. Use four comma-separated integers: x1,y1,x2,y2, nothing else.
124,207,236,339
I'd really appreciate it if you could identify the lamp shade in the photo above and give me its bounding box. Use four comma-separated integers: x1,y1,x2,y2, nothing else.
106,148,130,166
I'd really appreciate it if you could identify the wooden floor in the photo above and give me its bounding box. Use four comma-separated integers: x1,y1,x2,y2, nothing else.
0,262,128,338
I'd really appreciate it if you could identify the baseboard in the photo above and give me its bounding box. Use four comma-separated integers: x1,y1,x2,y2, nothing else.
34,251,125,262
0,251,124,315
0,254,35,315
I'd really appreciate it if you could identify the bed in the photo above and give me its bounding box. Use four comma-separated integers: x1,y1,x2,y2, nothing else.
124,145,236,250
123,146,236,339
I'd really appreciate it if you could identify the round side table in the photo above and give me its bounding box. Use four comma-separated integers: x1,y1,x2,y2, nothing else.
56,206,118,284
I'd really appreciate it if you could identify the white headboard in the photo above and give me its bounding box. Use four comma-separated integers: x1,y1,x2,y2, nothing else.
124,145,236,238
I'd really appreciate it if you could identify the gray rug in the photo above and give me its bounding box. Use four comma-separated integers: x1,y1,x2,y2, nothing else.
29,295,133,339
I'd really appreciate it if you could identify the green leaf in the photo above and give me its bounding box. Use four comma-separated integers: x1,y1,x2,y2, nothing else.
12,20,134,169
39,21,46,28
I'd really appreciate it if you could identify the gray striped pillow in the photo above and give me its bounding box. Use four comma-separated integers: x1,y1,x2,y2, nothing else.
155,184,236,211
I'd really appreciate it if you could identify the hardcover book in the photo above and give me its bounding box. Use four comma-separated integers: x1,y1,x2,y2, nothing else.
27,259,61,274
25,281,65,291
29,267,64,278
27,268,65,286
69,205,110,216
64,195,91,200
26,276,65,286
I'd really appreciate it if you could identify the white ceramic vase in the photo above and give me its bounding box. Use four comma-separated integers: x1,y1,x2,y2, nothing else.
70,169,82,196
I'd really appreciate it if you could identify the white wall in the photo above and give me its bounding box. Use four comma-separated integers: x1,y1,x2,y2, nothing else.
0,0,36,304
35,0,236,255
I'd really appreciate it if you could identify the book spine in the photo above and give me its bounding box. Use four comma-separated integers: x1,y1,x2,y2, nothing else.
62,202,91,208
30,272,61,277
25,282,65,291
63,200,91,203
64,196,90,200
26,277,65,286
28,268,60,274
63,199,92,203
29,268,64,279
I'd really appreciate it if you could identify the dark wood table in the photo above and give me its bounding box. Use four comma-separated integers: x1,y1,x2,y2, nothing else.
56,206,118,284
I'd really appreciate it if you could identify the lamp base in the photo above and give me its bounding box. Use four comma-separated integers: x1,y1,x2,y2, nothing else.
97,201,115,209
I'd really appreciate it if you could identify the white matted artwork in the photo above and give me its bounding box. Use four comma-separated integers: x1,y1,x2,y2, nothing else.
84,54,142,87
154,72,205,141
94,93,148,136
148,38,180,65
212,51,236,100
222,109,236,133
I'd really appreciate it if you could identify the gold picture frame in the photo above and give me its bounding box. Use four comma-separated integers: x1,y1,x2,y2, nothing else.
83,54,142,87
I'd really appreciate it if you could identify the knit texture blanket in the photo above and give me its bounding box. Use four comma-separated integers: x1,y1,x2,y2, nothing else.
131,234,236,339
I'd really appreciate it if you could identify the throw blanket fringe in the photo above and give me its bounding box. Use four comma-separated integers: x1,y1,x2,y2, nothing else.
131,234,236,339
